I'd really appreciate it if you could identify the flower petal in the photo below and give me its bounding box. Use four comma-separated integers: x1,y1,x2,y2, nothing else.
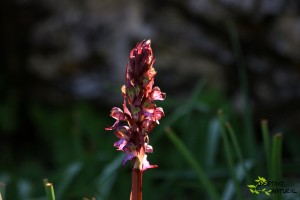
142,119,156,133
142,155,158,172
105,120,119,131
114,138,128,151
145,143,153,153
123,100,131,117
121,85,126,96
122,153,135,167
115,126,130,138
110,107,126,120
150,87,166,101
154,107,165,123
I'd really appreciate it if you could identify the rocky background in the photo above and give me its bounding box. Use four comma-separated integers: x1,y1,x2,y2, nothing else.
1,0,300,151
2,0,300,128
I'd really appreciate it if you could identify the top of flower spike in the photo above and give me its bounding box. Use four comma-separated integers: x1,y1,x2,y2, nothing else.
126,39,156,87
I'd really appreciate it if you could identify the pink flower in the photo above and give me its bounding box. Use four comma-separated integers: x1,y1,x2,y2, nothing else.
106,40,165,171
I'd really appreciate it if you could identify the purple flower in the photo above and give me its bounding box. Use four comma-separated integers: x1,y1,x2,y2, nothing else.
106,40,165,171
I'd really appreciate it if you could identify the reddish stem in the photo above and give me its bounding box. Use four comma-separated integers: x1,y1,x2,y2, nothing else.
130,167,143,200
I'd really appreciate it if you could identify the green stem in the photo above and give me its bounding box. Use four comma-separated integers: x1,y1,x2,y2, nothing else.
271,133,283,200
225,122,250,183
43,179,56,200
226,20,255,160
261,120,271,177
218,110,242,200
271,133,282,181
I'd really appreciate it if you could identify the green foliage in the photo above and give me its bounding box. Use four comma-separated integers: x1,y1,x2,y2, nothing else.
0,82,299,200
165,127,219,200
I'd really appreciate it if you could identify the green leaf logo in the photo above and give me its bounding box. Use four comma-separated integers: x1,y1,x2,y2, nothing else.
247,176,271,196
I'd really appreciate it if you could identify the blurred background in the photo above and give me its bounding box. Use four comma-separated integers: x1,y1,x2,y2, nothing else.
1,0,300,199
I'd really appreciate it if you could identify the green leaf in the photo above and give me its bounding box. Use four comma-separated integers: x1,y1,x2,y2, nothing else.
247,185,255,188
255,191,259,194
165,127,220,200
96,155,123,199
55,162,82,199
250,189,254,193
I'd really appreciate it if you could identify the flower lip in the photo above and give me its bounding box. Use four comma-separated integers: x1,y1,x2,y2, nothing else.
114,138,128,151
150,87,166,101
142,155,158,172
110,107,126,121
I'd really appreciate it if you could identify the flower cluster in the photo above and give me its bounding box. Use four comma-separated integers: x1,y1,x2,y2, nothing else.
106,40,165,171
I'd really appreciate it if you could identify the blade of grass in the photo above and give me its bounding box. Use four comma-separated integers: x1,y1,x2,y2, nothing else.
165,127,220,200
226,20,255,160
225,122,250,183
261,120,271,177
205,118,220,168
218,110,242,200
271,133,283,200
43,179,56,200
271,133,282,181
222,160,253,200
153,80,207,141
96,155,123,199
55,162,82,199
0,182,5,200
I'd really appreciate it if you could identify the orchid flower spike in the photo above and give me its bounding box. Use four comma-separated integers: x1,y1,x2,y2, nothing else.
106,39,165,171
